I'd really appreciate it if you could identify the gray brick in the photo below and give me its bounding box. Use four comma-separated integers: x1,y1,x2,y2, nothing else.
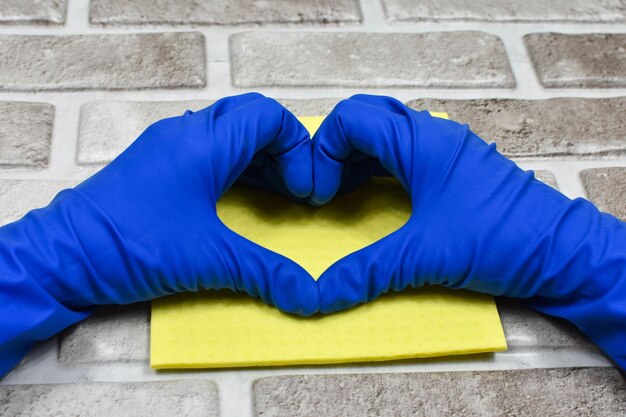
406,97,626,158
525,33,626,88
254,368,626,416
383,0,626,23
0,380,218,417
0,180,76,225
0,0,66,25
90,0,361,26
78,100,213,164
581,168,626,221
497,299,599,352
59,303,150,364
231,31,515,88
0,33,206,91
279,98,342,116
535,171,557,188
0,101,54,168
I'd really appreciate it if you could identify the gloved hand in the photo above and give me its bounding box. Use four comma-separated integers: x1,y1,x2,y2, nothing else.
311,94,626,369
0,93,319,377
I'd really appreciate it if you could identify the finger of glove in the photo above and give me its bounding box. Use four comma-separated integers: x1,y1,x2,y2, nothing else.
316,224,417,314
311,98,412,205
213,96,313,198
334,153,394,196
237,164,310,204
214,223,320,316
334,155,377,195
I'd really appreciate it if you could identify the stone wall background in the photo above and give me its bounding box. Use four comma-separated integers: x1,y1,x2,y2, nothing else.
0,0,625,416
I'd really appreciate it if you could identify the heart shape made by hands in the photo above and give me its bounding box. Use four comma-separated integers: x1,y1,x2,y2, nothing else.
217,115,410,278
149,114,506,370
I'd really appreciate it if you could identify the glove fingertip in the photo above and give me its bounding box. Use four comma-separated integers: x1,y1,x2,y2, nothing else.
317,264,365,314
311,157,343,205
271,261,320,316
215,226,320,316
278,141,313,198
316,230,411,314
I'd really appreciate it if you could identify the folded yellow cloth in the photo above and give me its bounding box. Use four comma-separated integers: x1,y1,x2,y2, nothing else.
150,114,507,369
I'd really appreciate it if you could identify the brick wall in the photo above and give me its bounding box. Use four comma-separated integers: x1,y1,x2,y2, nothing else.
0,0,625,416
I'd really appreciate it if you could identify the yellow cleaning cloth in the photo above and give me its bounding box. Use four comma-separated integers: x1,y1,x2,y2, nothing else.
150,113,507,369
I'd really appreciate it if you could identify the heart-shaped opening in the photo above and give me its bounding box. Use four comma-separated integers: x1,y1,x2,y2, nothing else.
217,177,410,278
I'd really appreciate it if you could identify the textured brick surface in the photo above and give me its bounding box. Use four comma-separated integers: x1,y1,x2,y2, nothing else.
0,33,206,91
407,97,626,158
0,0,66,25
0,180,76,225
280,98,342,116
525,33,626,88
534,171,557,188
78,100,213,164
581,168,626,221
383,0,626,23
231,31,515,88
497,299,599,352
0,102,54,168
59,303,150,364
254,368,626,416
90,0,361,26
0,380,218,417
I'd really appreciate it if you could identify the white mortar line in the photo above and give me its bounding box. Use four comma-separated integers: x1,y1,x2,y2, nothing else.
2,87,626,105
218,373,254,417
1,17,626,35
359,0,388,29
2,348,612,386
497,31,543,96
64,0,90,32
46,98,84,178
1,84,626,103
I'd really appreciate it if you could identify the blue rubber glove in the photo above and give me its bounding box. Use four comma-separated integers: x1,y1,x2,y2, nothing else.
0,93,319,377
311,95,626,369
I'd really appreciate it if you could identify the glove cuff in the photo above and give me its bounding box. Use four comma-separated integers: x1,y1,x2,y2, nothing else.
0,188,157,308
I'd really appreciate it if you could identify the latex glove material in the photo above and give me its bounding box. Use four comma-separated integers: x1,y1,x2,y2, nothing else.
312,95,626,369
0,93,320,377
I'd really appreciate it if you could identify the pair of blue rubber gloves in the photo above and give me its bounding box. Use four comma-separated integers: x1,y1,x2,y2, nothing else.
1,93,625,377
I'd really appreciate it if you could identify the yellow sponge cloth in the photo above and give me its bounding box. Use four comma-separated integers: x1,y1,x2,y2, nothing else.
150,114,507,369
